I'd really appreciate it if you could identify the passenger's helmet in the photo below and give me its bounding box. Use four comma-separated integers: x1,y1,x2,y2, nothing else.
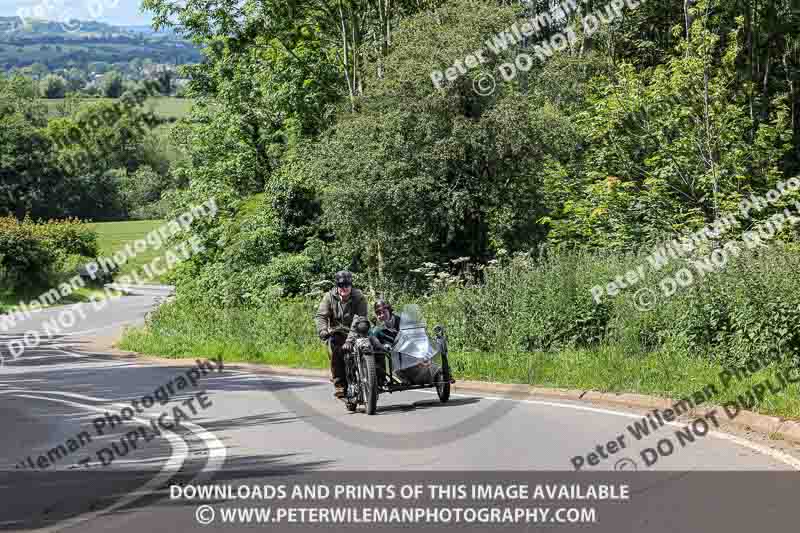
374,299,392,315
334,270,353,287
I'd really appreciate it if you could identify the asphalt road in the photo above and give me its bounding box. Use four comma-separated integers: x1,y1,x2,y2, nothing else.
1,289,799,532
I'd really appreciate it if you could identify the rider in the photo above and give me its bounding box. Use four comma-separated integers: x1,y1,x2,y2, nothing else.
314,270,368,398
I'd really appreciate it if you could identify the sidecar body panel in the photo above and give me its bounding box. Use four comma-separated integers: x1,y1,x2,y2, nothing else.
390,305,443,385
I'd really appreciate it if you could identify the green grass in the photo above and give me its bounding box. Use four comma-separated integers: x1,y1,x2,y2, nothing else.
88,219,167,281
119,298,800,420
122,323,800,419
0,219,159,312
123,327,329,370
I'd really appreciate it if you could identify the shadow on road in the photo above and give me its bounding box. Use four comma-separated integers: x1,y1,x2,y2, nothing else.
0,357,333,530
0,452,334,531
369,397,480,416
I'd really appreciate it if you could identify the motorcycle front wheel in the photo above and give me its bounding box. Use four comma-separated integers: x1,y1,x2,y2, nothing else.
361,354,378,415
436,349,451,403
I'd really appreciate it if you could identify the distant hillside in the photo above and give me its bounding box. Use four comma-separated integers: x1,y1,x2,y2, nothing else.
122,25,180,37
0,16,201,71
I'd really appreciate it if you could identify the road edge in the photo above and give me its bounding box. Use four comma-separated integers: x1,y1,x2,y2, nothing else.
106,349,800,447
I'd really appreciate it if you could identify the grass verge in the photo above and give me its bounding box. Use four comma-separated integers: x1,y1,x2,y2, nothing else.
120,300,800,420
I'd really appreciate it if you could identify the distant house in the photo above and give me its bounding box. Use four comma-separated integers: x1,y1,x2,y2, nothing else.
142,63,176,79
85,73,105,90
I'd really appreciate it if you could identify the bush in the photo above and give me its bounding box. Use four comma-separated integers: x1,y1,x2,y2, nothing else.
424,244,800,369
146,236,800,375
30,217,99,258
129,194,174,220
40,74,67,99
127,295,323,366
0,216,55,291
120,166,164,208
103,71,124,98
0,216,99,294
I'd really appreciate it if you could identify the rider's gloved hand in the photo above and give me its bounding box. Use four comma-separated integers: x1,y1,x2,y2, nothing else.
343,340,353,352
320,329,331,341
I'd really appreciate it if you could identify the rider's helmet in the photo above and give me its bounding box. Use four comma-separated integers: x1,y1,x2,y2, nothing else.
334,270,353,288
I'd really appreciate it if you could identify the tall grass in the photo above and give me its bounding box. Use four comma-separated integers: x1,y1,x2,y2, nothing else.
121,244,800,417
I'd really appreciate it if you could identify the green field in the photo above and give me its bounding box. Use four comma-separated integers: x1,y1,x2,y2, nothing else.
144,97,193,119
1,220,165,314
89,219,168,282
43,96,193,119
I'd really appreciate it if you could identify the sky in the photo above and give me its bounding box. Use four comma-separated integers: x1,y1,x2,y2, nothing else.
0,0,153,27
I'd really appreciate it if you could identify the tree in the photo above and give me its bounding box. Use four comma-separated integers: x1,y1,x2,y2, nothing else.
29,62,48,80
40,74,67,98
0,78,67,219
119,165,170,210
64,68,86,92
156,67,173,95
543,5,795,249
103,71,124,98
142,0,443,112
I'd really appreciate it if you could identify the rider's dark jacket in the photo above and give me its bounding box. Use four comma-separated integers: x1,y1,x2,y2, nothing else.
314,287,368,341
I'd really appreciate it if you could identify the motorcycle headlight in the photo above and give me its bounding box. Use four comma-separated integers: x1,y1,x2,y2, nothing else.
356,338,371,349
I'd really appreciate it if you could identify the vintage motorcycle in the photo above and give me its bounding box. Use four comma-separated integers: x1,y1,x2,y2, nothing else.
342,304,454,415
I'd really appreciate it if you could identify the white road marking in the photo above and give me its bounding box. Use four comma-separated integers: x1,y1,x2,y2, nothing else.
33,389,227,478
5,391,187,532
6,386,226,532
1,353,85,361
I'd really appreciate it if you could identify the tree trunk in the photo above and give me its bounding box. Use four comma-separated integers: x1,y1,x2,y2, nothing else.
338,1,357,112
